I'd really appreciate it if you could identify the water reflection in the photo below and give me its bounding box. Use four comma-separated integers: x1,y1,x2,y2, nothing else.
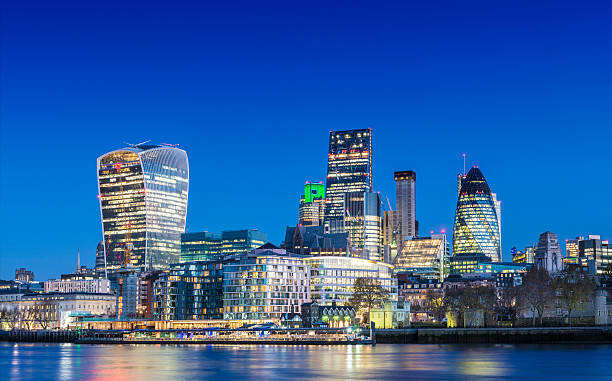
1,343,612,380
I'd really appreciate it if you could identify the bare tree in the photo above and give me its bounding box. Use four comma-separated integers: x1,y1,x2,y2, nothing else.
20,305,36,330
577,275,596,323
0,306,21,331
349,277,390,324
423,289,445,323
519,267,554,326
33,300,55,330
498,286,522,326
555,267,584,326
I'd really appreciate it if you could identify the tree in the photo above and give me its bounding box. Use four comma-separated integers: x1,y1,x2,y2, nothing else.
497,286,522,326
423,289,445,323
577,275,596,323
519,267,554,326
555,267,584,326
33,300,55,330
349,277,390,325
0,306,20,331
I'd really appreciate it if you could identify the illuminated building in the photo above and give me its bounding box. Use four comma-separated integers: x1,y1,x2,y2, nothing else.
491,193,502,255
344,191,383,261
44,277,111,294
302,256,396,307
116,267,139,319
397,273,441,320
534,231,563,274
298,182,326,227
95,241,106,278
97,144,189,273
153,260,225,320
394,171,417,239
579,235,612,274
382,210,399,263
220,229,267,257
452,167,501,263
180,231,222,262
324,129,372,233
223,244,310,320
283,225,348,256
511,245,535,264
449,254,493,275
15,268,34,282
393,233,450,281
565,236,584,264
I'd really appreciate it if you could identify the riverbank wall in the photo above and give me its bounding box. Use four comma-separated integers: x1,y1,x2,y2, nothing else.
376,327,612,344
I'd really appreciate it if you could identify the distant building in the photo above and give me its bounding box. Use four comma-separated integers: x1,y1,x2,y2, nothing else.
302,256,396,306
15,268,34,282
220,229,267,257
223,244,310,320
344,191,383,261
95,241,106,278
393,234,450,281
449,254,493,275
44,278,111,294
324,129,372,234
397,273,441,317
301,302,356,328
511,245,535,264
534,231,563,274
394,171,417,239
116,267,139,319
97,144,189,273
298,182,326,227
382,210,399,263
579,235,612,274
283,225,348,256
180,231,222,262
452,167,501,262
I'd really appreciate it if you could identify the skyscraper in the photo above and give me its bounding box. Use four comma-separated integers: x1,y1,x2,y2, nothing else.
97,143,189,273
344,191,383,261
534,231,563,274
324,129,372,233
394,171,417,239
298,182,326,227
452,166,501,262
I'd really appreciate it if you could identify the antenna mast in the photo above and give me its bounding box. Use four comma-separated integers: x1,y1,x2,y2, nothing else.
462,153,466,175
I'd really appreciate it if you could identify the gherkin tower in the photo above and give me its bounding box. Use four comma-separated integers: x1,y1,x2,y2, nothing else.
452,167,501,262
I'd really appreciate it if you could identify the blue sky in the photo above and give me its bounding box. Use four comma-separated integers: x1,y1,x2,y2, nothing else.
1,1,611,280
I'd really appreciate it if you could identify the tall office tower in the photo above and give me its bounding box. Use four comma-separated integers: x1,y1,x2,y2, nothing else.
382,210,399,263
324,129,372,233
95,241,106,278
298,182,326,227
534,231,563,274
393,233,450,281
180,231,222,262
491,193,502,256
344,191,382,261
452,167,501,262
220,229,267,257
394,171,417,239
97,144,189,273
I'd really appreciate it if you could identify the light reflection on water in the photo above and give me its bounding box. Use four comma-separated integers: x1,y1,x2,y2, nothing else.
1,342,611,380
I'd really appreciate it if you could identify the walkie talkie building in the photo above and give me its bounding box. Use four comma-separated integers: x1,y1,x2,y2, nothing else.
452,167,501,262
97,144,189,274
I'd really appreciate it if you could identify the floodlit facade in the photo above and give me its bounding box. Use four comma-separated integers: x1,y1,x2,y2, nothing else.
44,278,111,294
534,231,563,274
324,129,372,233
452,167,501,262
97,144,189,273
393,234,450,281
303,256,397,307
298,182,326,227
180,231,222,262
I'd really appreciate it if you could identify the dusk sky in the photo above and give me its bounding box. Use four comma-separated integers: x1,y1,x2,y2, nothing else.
1,1,611,280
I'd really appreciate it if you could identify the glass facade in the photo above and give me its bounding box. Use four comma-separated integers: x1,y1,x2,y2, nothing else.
344,191,383,260
220,230,267,257
579,236,612,274
393,234,450,281
180,232,222,262
394,171,417,239
452,167,501,262
97,145,189,273
324,129,372,233
303,256,397,307
298,182,326,227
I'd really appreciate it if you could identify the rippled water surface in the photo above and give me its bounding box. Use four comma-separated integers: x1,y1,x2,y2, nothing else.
1,342,611,380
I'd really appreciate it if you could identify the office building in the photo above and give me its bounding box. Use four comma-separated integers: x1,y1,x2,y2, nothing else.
223,244,310,320
565,237,584,264
302,256,396,307
94,241,106,278
220,229,267,257
393,233,450,281
452,167,501,262
180,231,222,262
324,129,372,233
511,245,535,264
534,231,563,274
97,143,189,273
15,268,34,282
298,182,326,227
394,171,417,239
344,191,383,261
283,225,348,256
44,278,111,294
154,260,225,321
382,210,400,263
579,235,612,274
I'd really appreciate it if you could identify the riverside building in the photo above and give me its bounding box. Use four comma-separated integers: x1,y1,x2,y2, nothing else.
393,233,450,281
97,143,189,273
180,231,222,262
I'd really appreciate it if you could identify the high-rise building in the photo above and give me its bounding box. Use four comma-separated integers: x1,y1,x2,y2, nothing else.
394,171,417,239
565,237,584,261
579,235,611,274
324,129,372,233
298,182,326,227
534,231,563,274
511,245,535,264
180,231,222,262
393,233,450,281
452,167,501,262
382,210,399,263
97,144,189,273
344,191,383,261
95,241,106,278
220,229,267,257
491,193,502,255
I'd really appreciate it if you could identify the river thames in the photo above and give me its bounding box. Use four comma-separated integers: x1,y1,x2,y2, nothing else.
1,342,610,380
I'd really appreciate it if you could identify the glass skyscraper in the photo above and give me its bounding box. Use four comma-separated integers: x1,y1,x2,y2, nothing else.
324,129,372,233
97,144,189,273
452,167,501,262
298,182,326,227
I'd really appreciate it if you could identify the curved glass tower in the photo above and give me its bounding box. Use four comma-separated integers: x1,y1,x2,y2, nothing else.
97,144,189,273
452,167,501,262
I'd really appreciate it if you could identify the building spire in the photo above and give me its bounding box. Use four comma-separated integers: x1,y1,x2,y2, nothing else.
462,153,466,175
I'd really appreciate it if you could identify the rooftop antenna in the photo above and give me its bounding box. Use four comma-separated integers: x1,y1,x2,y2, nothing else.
462,153,466,175
76,248,80,273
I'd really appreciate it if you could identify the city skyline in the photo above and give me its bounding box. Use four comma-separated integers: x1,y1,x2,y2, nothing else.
2,1,612,280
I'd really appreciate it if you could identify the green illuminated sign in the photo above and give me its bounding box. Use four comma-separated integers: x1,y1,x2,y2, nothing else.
304,183,325,203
